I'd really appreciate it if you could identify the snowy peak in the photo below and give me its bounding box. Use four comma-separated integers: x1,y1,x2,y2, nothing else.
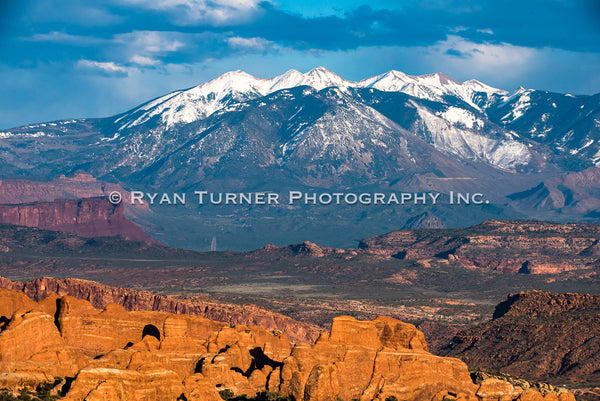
117,67,354,129
357,70,506,109
301,67,349,90
359,70,499,94
196,70,266,95
196,66,348,96
415,72,461,86
179,66,508,108
463,79,507,95
265,67,349,92
268,69,304,91
359,70,411,91
118,67,511,129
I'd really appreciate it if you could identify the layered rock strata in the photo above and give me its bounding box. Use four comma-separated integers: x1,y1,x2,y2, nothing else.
0,276,321,344
441,291,600,385
0,288,574,401
359,220,600,273
0,197,155,243
0,174,125,205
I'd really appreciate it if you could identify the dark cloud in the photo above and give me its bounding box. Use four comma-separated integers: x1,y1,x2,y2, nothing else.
438,0,600,52
2,0,599,71
445,48,469,58
235,3,449,50
1,0,599,128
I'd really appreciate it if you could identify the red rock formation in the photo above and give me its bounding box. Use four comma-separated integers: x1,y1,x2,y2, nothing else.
359,220,600,273
441,291,600,386
492,290,600,319
0,276,321,344
0,197,156,243
249,241,358,259
1,289,572,401
0,174,127,205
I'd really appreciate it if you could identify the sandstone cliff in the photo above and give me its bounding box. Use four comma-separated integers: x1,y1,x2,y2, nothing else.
441,291,600,387
359,220,600,273
0,288,573,401
0,174,125,205
0,276,321,344
0,197,156,243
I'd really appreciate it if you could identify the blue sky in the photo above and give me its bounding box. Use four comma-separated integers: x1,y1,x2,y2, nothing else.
1,0,599,128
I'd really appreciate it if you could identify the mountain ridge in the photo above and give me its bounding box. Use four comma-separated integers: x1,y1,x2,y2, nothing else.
114,66,511,130
4,67,596,183
1,67,599,249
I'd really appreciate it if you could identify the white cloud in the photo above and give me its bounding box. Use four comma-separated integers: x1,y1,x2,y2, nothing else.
116,31,185,53
77,59,133,75
227,37,275,51
449,26,468,33
116,0,263,26
431,36,537,79
131,55,161,66
25,31,107,45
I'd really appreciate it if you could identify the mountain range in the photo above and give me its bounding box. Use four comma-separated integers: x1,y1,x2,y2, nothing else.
1,67,600,249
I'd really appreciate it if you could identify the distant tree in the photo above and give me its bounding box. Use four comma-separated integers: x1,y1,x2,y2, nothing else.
255,391,294,401
16,387,32,401
0,391,17,401
34,383,53,401
219,389,235,400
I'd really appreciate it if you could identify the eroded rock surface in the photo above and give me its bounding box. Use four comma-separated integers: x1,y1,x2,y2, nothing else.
359,220,600,273
0,276,321,344
0,197,155,243
441,291,600,385
0,288,574,401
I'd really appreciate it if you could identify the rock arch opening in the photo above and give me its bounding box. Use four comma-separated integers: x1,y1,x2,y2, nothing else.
142,324,161,341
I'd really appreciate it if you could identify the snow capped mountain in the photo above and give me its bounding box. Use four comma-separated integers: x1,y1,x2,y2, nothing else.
116,67,510,130
270,67,351,92
498,87,533,123
410,101,531,170
117,67,351,129
110,67,536,171
358,71,507,110
3,67,600,249
482,87,600,169
2,66,599,189
118,70,265,129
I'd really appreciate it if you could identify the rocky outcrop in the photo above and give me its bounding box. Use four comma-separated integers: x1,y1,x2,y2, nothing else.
0,276,321,344
359,220,600,273
0,173,156,243
250,241,358,259
491,291,600,320
403,212,446,229
470,371,576,401
440,291,600,385
0,288,571,401
0,197,156,243
0,174,126,205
